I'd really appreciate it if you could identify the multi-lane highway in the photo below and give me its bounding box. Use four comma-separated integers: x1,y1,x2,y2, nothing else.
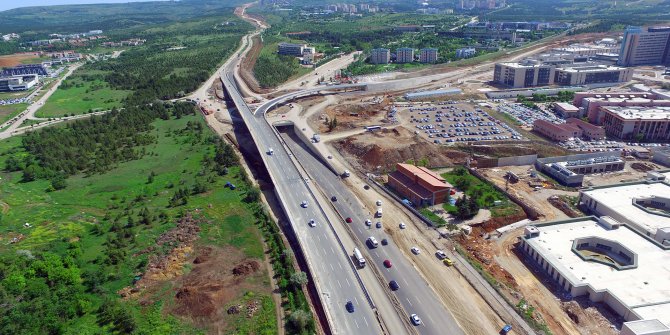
221,69,382,334
279,128,465,335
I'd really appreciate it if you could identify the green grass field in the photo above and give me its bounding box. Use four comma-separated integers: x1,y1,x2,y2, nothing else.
36,69,129,118
0,103,27,126
0,114,275,333
442,167,522,218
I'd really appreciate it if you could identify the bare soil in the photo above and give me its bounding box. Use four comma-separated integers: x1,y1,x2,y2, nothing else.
332,126,468,172
0,53,41,67
239,35,272,94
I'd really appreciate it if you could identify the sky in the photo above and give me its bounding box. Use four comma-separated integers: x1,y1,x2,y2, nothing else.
0,0,167,12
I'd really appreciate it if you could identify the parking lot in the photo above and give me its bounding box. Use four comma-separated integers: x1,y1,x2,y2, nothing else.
497,103,563,127
398,101,523,144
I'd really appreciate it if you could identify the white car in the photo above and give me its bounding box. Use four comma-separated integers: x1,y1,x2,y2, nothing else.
365,219,372,226
436,250,447,260
308,219,316,227
301,200,308,208
410,314,422,325
411,247,420,255
399,222,407,229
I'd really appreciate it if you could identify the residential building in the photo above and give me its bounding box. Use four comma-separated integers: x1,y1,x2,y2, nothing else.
618,26,670,67
455,47,476,59
565,118,606,140
534,152,624,186
601,106,670,141
277,42,306,56
553,102,580,118
2,33,19,41
395,25,421,33
533,119,582,142
419,48,438,63
369,48,390,64
396,47,414,63
387,163,452,206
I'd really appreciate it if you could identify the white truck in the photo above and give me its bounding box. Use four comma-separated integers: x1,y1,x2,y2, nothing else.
353,248,366,267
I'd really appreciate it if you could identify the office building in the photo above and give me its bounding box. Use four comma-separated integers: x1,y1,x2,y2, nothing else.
533,119,582,142
565,118,606,140
388,163,452,206
601,106,670,141
493,61,632,88
277,43,306,56
572,92,670,124
396,47,414,63
455,47,476,58
369,48,390,64
553,102,580,118
534,152,624,186
553,44,620,57
1,64,49,77
419,48,438,63
0,74,39,92
618,26,670,66
493,61,555,88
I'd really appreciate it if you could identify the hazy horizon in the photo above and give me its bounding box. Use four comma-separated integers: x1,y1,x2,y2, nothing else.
0,0,169,12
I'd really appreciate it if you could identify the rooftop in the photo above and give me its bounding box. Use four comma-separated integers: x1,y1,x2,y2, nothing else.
555,102,579,111
581,181,670,234
604,106,670,120
397,163,452,188
559,65,627,73
525,217,670,326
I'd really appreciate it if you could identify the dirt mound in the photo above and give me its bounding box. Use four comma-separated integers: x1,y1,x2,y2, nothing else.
334,126,468,171
193,247,212,264
174,283,228,318
232,260,260,276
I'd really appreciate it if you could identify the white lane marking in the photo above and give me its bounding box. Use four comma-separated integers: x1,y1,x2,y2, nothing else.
330,263,334,271
345,278,350,287
338,262,343,270
363,317,369,327
427,314,435,326
354,319,359,328
415,296,422,304
374,251,379,257
337,280,342,288
317,235,321,242
331,246,335,254
403,278,409,286
323,248,327,255
406,298,413,307
354,297,359,306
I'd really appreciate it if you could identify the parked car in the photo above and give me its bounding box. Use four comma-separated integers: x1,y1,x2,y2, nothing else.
376,222,382,229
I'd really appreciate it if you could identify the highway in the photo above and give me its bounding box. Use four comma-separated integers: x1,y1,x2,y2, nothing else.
221,70,382,334
278,128,466,335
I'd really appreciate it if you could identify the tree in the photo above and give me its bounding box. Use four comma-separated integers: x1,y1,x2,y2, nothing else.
287,309,311,332
50,175,67,190
245,186,261,203
147,171,156,184
289,271,309,288
4,156,22,172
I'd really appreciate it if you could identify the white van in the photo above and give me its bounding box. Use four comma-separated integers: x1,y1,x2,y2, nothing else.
367,236,379,248
353,248,366,267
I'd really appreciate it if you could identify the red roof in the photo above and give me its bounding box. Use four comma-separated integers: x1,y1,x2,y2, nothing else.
397,163,452,189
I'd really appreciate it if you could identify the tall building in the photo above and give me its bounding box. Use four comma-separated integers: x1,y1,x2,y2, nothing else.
369,48,390,64
396,47,415,63
601,106,670,141
493,61,555,88
455,47,476,58
419,48,438,63
618,26,670,66
493,60,633,88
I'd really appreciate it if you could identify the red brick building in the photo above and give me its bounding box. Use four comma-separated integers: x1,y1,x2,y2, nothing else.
388,163,452,206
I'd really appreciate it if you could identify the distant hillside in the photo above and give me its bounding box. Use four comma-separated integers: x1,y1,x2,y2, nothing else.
0,0,248,38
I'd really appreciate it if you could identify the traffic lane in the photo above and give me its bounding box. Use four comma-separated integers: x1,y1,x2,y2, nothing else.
280,132,464,335
247,117,380,334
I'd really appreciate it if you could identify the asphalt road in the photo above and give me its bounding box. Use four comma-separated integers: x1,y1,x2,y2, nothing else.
279,128,466,335
221,70,382,334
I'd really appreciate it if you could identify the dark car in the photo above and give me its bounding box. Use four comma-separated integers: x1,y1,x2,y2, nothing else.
389,280,399,291
345,217,353,223
381,238,388,246
331,196,337,201
345,301,354,313
383,259,392,268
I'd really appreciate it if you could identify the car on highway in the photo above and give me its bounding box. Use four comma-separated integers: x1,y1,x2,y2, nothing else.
331,196,337,201
308,219,316,227
500,324,512,334
345,217,352,223
411,247,421,255
376,200,382,206
399,222,407,229
376,222,382,229
345,301,354,313
365,219,372,227
367,236,379,248
381,238,388,246
383,259,392,268
436,250,447,259
443,257,454,266
410,314,422,326
301,200,308,208
389,280,399,291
